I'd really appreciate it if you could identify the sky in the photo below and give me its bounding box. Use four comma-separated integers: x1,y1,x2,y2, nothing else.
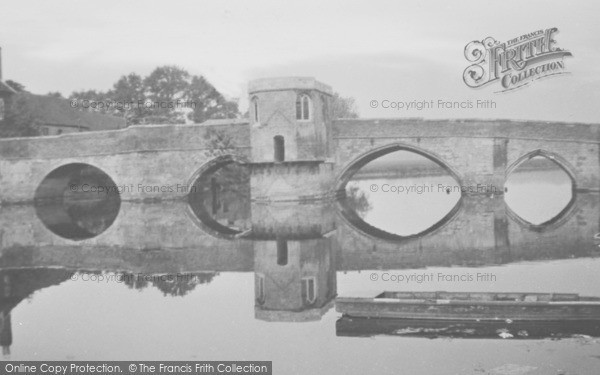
1,0,599,123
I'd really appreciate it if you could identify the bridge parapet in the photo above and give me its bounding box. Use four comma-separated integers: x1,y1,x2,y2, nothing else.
333,118,600,142
0,121,250,160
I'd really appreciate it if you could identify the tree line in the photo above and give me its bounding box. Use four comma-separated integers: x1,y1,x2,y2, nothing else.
0,66,359,138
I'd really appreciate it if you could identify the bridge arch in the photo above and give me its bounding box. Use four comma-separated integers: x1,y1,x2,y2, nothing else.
186,154,251,239
334,142,464,192
336,197,463,242
185,153,251,188
33,162,122,241
506,149,578,189
334,142,464,242
504,149,577,231
505,196,578,233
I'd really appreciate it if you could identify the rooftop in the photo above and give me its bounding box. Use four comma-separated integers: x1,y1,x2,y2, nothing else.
0,81,16,95
17,92,126,130
248,77,333,95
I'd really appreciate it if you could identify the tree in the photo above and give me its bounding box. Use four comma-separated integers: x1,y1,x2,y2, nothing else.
142,66,190,124
120,272,218,297
186,75,239,123
70,66,240,126
111,73,144,104
332,92,359,119
108,73,146,124
69,89,110,113
47,91,63,98
344,185,372,217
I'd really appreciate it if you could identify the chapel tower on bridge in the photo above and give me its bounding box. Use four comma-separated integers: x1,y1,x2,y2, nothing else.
247,77,335,202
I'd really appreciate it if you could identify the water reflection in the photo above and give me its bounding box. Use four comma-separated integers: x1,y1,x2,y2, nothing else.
505,156,574,226
336,317,600,339
188,162,251,236
33,163,121,240
0,268,74,356
77,271,218,297
254,237,336,322
1,156,600,365
341,150,461,237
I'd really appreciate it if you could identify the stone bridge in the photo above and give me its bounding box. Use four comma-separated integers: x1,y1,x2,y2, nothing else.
0,76,598,252
0,120,251,204
1,117,598,205
333,119,600,193
1,77,599,205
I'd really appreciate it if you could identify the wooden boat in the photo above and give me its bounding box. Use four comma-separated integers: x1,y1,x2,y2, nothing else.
336,291,600,321
336,316,600,339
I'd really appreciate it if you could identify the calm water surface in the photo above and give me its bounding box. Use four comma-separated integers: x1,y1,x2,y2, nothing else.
4,260,600,374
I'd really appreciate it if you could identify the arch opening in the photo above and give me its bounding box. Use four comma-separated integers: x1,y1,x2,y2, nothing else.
187,158,251,237
337,147,462,240
505,153,575,227
276,239,288,266
33,163,121,240
274,135,285,162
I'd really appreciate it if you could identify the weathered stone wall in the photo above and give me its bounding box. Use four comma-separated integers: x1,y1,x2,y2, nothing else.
0,122,251,203
2,116,597,202
249,161,334,202
250,200,336,239
333,119,600,192
505,139,599,191
248,77,332,163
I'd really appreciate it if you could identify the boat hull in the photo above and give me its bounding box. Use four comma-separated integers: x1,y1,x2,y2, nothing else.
336,292,600,321
336,316,600,339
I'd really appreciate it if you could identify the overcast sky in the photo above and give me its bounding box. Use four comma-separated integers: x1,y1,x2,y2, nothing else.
1,0,599,122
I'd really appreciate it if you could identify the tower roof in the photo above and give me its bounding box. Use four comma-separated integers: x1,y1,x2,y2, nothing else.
248,77,332,96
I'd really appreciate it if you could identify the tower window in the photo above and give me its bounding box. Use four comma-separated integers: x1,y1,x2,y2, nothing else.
296,94,311,120
301,277,317,305
274,135,285,162
251,97,259,123
276,239,288,266
0,98,4,121
256,274,266,305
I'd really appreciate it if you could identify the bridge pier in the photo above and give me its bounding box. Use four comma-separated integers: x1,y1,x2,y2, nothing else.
492,138,509,194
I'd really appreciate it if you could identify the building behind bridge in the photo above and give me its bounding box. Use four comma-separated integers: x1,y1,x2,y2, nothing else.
0,47,126,137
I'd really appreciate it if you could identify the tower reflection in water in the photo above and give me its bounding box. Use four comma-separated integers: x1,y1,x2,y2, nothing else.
250,202,337,322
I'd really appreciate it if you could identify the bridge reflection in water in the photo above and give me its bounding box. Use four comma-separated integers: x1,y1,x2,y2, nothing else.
0,164,599,357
